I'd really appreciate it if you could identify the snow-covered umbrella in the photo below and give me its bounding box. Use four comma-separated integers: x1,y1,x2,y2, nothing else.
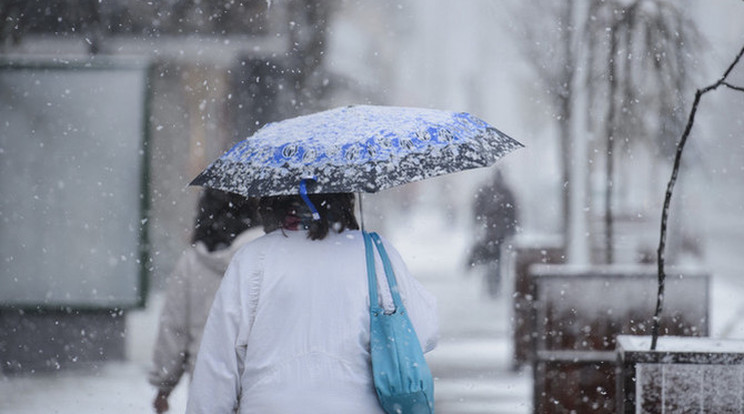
190,105,523,197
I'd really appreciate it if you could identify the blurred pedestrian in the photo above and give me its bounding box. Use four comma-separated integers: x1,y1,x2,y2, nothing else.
186,193,438,413
467,170,518,297
149,189,261,413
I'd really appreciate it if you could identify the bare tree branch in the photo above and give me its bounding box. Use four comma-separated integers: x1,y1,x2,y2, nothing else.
651,42,744,350
722,82,744,93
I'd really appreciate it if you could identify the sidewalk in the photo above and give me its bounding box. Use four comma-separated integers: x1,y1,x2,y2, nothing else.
422,270,531,414
0,291,190,414
390,220,532,414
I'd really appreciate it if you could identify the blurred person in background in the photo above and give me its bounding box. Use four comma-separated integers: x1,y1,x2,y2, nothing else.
149,189,261,413
467,170,518,297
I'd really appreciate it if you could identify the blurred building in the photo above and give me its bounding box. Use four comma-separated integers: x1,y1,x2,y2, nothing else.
0,0,351,374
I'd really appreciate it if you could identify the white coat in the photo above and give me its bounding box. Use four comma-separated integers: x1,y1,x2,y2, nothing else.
149,229,262,394
186,229,439,413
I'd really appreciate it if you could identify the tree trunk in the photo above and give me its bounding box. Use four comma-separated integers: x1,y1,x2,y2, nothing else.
565,0,592,265
559,0,576,260
604,24,619,264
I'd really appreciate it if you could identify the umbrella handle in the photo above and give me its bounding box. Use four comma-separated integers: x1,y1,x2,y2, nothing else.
299,178,321,221
358,192,365,231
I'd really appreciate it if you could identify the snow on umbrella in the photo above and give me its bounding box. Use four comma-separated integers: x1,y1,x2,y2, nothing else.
190,105,523,197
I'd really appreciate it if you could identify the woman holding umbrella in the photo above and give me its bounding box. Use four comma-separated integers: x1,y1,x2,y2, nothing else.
186,105,522,412
186,192,439,413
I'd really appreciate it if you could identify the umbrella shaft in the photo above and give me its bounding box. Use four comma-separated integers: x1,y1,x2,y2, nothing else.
358,192,366,231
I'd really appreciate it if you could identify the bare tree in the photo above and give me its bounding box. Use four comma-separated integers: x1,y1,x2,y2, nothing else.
510,0,581,256
652,43,744,350
584,0,699,263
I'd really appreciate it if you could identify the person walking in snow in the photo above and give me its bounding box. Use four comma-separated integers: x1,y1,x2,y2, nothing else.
186,193,439,413
149,189,261,414
467,170,518,297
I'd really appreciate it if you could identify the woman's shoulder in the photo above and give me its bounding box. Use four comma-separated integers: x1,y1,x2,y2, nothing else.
232,228,370,257
241,230,282,247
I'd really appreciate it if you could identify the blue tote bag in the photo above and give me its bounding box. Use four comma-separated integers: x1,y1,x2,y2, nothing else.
363,231,435,414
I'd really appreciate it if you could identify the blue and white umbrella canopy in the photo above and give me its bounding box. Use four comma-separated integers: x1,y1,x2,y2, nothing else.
191,105,523,197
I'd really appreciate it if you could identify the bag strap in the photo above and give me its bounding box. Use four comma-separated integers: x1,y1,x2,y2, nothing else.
370,232,405,310
363,231,405,313
363,231,382,314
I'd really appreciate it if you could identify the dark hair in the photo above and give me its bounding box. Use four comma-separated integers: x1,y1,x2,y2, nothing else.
258,193,359,240
192,189,260,251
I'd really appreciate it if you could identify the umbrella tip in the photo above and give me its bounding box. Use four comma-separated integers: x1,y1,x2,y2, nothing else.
189,173,206,187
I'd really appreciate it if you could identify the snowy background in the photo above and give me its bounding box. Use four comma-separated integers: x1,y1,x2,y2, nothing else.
2,1,744,413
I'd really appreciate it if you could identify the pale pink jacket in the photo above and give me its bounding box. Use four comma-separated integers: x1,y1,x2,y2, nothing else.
149,229,262,393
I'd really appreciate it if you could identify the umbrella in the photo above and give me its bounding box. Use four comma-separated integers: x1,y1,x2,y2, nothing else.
190,105,523,197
